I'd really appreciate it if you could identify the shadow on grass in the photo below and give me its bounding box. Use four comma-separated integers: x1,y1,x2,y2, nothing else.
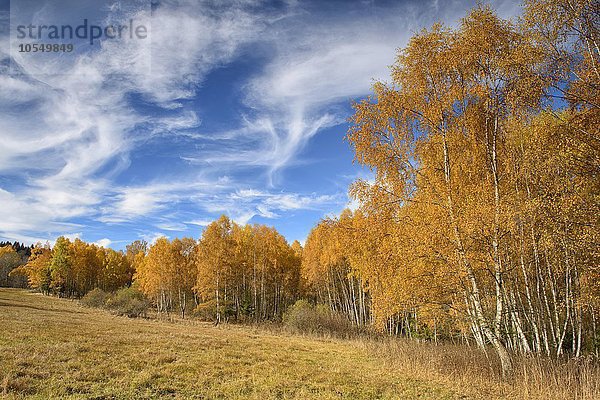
0,301,84,314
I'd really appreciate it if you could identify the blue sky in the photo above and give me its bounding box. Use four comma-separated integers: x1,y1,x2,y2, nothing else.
0,0,521,249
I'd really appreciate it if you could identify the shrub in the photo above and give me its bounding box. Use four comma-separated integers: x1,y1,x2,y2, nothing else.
105,287,150,318
81,287,150,318
80,288,109,308
283,300,360,338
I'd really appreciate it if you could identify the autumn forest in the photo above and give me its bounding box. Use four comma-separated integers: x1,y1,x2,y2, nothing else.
1,0,598,397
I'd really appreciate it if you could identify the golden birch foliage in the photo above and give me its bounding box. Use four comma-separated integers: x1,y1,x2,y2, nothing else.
100,249,132,292
523,0,599,174
49,236,73,295
193,216,300,321
1,246,22,283
195,216,234,312
11,244,52,292
523,0,599,108
70,239,101,296
342,1,598,360
126,240,148,265
135,237,174,305
171,238,198,295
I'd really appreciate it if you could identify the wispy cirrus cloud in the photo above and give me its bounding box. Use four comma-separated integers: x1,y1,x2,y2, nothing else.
176,0,523,188
1,0,273,241
0,0,523,246
185,219,212,227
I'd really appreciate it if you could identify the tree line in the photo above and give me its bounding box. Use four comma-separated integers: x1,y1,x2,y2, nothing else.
305,0,598,376
134,215,302,321
0,241,31,287
10,216,302,323
11,237,135,297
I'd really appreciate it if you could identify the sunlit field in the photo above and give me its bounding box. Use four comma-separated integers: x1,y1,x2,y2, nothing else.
2,288,598,399
0,289,458,399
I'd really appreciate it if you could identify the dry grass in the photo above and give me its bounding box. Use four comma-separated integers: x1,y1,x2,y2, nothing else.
0,289,457,399
356,335,600,400
0,288,597,399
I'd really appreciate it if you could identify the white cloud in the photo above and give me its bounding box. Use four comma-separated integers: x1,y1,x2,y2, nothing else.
230,212,256,226
257,205,278,219
264,193,338,211
109,187,171,220
0,188,83,234
155,222,188,231
140,232,169,245
185,219,212,227
94,238,112,248
209,189,343,224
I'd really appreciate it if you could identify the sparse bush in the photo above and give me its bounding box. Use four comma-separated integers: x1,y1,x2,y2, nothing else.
80,287,149,318
105,287,150,318
80,288,109,308
283,300,360,338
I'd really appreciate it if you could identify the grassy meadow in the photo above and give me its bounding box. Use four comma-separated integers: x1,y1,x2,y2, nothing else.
0,288,597,399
